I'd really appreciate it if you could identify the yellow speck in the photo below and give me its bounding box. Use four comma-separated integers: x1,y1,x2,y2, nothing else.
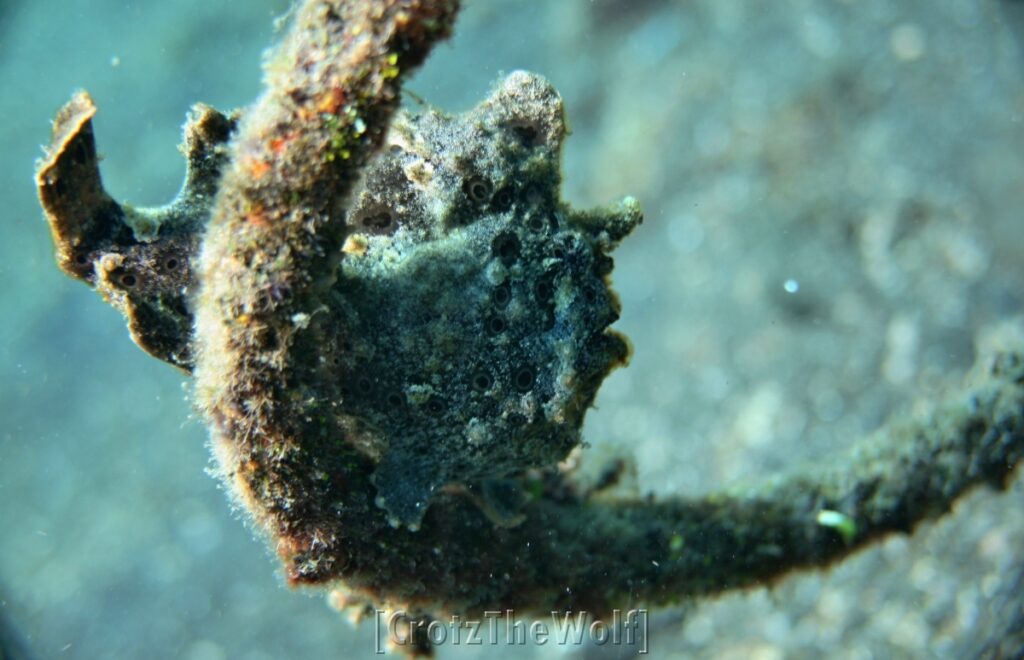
342,234,369,256
405,159,434,186
99,253,124,273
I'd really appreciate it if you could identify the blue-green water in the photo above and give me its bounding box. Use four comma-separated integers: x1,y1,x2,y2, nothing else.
2,1,1023,658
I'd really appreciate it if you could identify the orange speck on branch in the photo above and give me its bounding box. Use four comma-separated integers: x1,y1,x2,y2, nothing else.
247,158,272,179
316,88,347,115
245,211,270,229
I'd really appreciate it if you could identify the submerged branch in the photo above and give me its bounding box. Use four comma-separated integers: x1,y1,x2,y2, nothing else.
521,330,1024,609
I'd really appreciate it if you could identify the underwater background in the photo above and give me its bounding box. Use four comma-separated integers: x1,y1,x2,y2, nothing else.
2,0,1023,658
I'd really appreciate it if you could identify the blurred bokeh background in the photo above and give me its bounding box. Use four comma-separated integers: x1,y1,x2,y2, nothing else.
2,1,1023,658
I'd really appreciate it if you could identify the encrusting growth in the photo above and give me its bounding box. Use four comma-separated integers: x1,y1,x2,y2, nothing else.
35,0,1023,656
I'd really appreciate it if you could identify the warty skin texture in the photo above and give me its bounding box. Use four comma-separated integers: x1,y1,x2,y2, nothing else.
328,72,641,529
